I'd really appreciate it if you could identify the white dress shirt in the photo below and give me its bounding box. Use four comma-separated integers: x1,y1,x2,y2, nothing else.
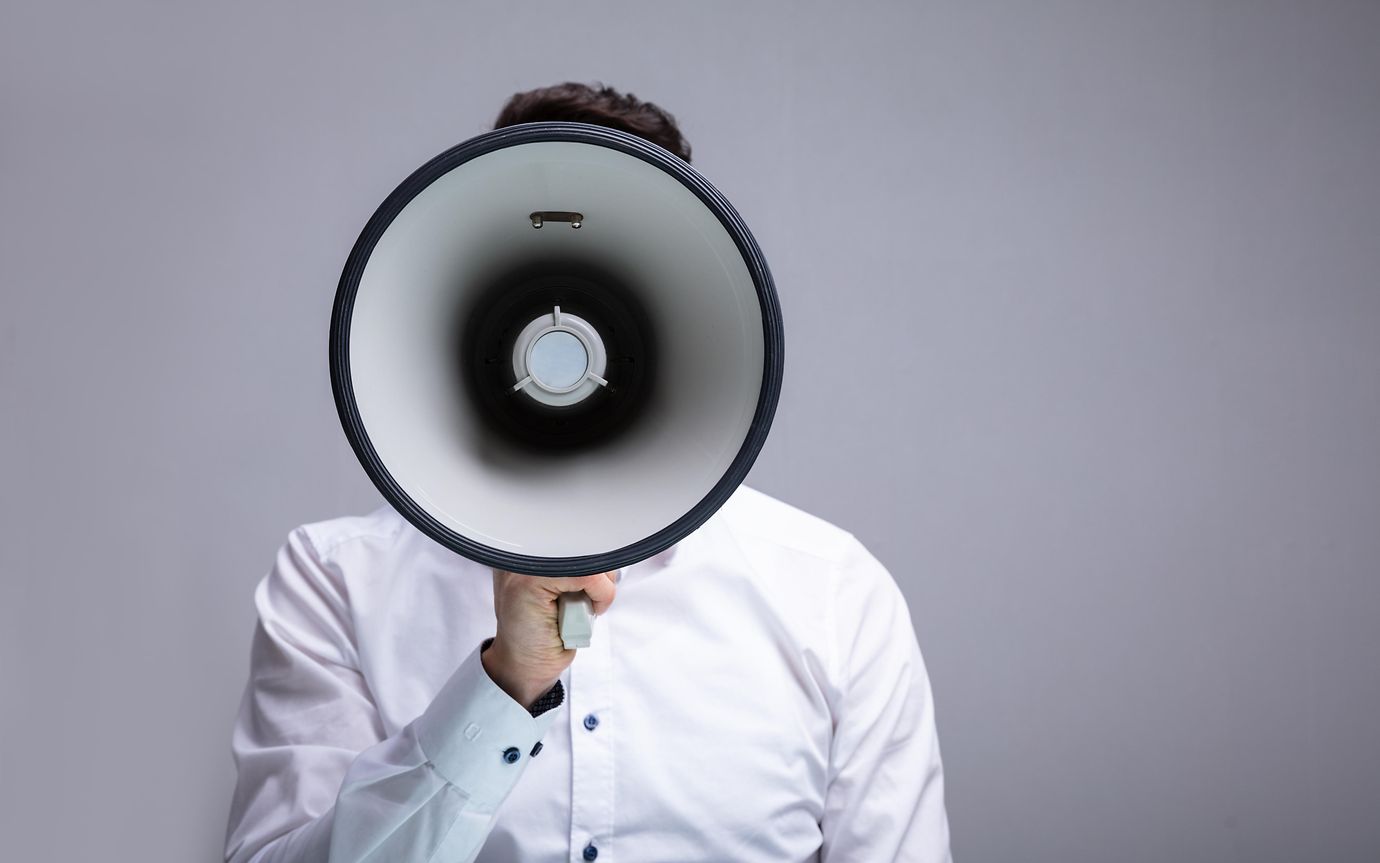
225,485,950,863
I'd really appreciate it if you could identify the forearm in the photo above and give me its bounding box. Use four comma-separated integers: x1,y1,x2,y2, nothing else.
228,643,559,863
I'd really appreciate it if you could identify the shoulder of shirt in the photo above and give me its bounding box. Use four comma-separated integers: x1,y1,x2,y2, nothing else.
712,487,906,646
715,484,864,567
292,505,411,560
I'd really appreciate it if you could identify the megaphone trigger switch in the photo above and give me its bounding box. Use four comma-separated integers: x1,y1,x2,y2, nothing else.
511,305,609,407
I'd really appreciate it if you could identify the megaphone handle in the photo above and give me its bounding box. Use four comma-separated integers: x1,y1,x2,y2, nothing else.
558,591,595,649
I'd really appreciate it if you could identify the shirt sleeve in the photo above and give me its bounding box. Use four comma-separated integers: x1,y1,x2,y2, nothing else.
819,537,952,863
224,527,561,863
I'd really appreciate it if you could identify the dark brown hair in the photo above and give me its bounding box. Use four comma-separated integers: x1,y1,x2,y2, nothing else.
494,82,692,163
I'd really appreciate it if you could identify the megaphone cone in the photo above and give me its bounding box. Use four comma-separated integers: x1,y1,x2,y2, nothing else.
331,122,783,585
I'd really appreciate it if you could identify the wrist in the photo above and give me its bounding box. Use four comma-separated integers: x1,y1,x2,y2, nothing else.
481,638,562,708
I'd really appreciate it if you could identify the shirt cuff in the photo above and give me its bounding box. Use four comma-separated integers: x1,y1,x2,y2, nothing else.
413,640,563,810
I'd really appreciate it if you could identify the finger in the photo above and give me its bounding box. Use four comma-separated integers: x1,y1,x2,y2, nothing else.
573,573,618,615
492,569,528,590
493,570,548,605
497,571,618,614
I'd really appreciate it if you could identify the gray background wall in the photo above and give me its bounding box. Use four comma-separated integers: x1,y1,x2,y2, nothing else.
2,2,1378,861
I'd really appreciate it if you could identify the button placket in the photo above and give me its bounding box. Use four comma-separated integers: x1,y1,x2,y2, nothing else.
567,612,615,861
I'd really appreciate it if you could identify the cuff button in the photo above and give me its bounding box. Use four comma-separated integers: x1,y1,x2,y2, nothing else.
502,747,521,764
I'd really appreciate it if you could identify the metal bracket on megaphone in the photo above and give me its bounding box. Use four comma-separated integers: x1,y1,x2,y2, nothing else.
530,210,584,229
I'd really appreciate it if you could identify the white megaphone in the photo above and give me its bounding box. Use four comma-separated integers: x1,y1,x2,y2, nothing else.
329,122,783,647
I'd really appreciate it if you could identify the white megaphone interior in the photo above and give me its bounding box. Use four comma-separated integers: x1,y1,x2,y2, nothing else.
349,139,765,558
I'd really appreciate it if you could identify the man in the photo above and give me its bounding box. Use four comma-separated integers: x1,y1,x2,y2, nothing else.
225,82,951,863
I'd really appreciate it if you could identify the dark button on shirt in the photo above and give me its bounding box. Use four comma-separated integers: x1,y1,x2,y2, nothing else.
582,843,599,861
529,741,543,758
502,747,520,764
583,713,600,731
